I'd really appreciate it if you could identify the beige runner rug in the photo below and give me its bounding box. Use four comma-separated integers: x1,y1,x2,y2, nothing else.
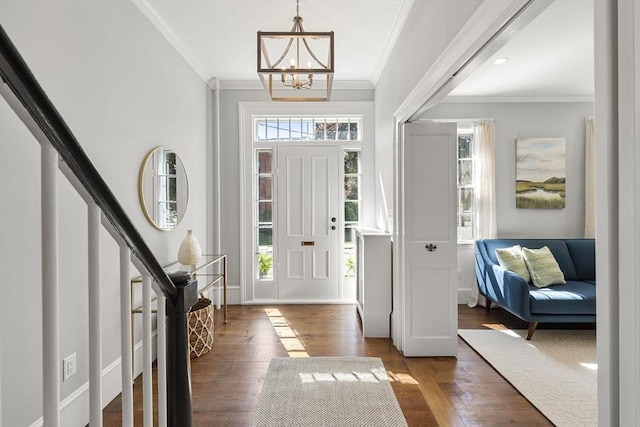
458,328,596,427
252,357,408,427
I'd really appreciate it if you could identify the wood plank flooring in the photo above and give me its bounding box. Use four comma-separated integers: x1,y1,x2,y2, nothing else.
104,304,564,426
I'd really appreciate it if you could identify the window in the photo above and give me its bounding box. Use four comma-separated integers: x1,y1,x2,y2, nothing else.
343,150,361,278
256,149,274,279
457,124,475,242
254,117,361,142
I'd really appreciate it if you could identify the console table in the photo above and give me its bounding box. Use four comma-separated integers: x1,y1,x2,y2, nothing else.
130,253,228,326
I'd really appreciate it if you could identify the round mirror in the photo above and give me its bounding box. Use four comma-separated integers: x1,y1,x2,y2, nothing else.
139,147,189,231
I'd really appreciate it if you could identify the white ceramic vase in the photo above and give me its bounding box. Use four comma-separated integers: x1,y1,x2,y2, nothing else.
178,229,202,266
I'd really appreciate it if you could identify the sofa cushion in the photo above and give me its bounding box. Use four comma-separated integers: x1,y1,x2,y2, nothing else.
495,245,531,282
565,239,596,281
529,281,596,315
522,246,566,288
482,239,578,280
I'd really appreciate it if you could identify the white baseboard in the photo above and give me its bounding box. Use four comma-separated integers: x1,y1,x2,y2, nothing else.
29,331,157,427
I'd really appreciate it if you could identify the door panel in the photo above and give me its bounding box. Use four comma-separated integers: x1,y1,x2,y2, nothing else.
277,146,341,300
311,156,330,237
401,122,458,357
286,156,304,236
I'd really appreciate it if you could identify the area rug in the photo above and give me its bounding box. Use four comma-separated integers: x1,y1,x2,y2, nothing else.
252,357,408,427
458,329,597,427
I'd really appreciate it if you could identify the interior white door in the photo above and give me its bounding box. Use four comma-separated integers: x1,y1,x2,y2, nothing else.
400,122,458,356
276,146,341,301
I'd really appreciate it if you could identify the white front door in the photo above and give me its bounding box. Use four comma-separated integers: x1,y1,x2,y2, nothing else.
398,122,458,356
276,146,341,301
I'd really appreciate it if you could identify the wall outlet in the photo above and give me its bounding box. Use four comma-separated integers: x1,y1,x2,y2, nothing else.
457,269,463,279
63,353,77,382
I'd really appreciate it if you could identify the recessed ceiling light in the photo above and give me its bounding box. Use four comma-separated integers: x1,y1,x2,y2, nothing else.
494,57,509,65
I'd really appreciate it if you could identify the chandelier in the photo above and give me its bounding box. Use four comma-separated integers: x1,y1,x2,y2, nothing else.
257,0,334,101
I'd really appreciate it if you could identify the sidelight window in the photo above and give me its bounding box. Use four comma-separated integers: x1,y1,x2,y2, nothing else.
256,149,274,280
343,150,361,278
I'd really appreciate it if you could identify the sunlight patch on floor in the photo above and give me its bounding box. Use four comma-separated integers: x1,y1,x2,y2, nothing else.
265,308,309,357
387,371,419,385
482,323,509,330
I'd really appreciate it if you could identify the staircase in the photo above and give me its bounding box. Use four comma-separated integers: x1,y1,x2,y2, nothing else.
0,24,196,427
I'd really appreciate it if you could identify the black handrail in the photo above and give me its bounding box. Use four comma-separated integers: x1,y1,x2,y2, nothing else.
0,24,195,425
0,24,178,301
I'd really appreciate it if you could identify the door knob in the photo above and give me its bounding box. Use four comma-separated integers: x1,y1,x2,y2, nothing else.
425,243,438,252
331,226,336,230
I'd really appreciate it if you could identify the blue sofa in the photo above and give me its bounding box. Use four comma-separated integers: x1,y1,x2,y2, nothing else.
475,238,596,339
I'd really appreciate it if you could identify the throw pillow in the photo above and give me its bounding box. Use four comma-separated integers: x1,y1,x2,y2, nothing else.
521,246,566,288
495,245,531,283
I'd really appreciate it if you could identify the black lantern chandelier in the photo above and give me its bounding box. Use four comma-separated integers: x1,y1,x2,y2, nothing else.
257,0,334,101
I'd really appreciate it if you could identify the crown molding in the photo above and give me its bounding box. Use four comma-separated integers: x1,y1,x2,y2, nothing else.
132,0,216,88
441,95,595,103
219,80,374,91
370,0,415,86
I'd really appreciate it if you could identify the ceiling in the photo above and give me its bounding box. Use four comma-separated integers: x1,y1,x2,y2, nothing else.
447,0,594,100
136,0,594,98
136,0,413,87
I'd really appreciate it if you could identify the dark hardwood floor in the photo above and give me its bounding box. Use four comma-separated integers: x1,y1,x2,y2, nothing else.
105,304,568,426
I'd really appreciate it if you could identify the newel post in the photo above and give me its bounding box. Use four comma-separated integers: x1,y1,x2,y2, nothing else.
166,271,198,427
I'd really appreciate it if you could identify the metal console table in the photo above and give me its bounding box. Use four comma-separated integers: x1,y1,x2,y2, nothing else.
130,253,228,365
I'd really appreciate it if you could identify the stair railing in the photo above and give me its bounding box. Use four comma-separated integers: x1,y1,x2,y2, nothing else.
0,24,196,427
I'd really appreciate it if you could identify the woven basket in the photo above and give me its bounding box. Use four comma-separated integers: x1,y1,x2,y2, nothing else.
188,297,214,358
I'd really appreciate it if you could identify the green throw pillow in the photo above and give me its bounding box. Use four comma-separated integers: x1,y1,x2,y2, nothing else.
521,246,566,288
495,245,531,283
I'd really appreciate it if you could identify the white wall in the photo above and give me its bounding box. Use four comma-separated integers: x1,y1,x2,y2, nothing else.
373,0,483,231
217,88,374,300
0,1,209,425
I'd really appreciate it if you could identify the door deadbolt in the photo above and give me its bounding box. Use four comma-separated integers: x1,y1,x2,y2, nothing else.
331,217,337,222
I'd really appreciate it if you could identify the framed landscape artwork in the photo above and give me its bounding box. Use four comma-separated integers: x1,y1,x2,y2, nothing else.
516,137,566,209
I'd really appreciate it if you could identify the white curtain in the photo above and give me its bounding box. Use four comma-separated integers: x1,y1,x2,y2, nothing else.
585,117,595,238
468,119,497,307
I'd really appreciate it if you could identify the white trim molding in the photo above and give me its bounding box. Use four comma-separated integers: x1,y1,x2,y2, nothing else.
617,1,640,425
131,0,213,88
369,0,415,86
220,80,374,91
441,96,595,104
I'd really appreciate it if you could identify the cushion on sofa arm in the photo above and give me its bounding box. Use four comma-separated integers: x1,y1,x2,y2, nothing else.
495,245,531,282
522,246,566,288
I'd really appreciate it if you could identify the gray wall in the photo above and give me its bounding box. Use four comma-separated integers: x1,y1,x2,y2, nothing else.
421,101,595,238
0,2,209,425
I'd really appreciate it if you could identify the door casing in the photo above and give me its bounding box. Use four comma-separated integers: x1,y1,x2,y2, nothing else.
239,102,374,304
